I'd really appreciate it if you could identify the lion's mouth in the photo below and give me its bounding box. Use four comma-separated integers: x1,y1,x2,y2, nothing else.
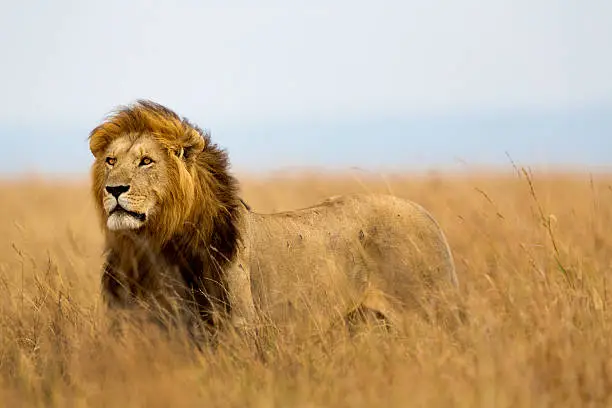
110,206,146,221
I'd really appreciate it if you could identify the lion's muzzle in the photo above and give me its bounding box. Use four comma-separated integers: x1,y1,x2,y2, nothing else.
104,184,148,231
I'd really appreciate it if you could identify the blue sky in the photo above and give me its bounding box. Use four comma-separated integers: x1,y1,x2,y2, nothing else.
1,1,610,175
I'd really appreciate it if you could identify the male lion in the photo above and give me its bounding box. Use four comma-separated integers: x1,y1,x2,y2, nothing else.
89,100,458,342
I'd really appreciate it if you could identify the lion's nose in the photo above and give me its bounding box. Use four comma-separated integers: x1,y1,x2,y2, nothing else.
105,185,130,199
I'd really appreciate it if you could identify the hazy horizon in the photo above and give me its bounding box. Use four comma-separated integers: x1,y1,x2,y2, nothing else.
2,103,611,177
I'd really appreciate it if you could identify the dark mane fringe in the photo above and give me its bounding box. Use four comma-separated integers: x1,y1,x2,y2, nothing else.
185,123,243,266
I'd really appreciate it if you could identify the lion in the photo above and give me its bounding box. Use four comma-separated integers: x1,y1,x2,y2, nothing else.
89,100,458,342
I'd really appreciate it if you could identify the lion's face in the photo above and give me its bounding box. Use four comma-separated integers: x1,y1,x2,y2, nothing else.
89,100,223,243
95,134,174,231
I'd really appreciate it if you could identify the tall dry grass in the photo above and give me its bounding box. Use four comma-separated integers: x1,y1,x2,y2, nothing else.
0,170,611,407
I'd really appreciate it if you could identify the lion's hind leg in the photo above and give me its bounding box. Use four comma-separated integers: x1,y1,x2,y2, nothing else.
344,290,397,337
344,305,391,336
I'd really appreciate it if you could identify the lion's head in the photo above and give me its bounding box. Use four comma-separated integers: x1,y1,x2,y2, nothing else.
89,100,240,247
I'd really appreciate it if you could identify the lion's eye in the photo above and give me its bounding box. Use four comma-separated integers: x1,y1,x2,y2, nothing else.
139,157,153,166
105,157,116,166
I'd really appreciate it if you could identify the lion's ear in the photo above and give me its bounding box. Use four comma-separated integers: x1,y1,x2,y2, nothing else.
179,130,206,162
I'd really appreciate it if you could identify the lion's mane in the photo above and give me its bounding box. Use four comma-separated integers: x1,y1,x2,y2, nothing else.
89,100,243,328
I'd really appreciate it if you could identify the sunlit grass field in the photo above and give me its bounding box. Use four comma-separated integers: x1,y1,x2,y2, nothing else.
0,170,610,407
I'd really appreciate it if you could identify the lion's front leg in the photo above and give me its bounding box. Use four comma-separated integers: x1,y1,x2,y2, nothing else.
100,262,136,337
224,260,257,336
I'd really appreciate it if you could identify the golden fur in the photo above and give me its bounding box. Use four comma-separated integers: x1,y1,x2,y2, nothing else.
89,100,458,340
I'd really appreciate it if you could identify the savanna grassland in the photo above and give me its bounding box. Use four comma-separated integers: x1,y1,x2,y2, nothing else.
0,170,611,407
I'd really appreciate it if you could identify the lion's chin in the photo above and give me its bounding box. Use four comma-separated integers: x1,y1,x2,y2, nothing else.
106,211,146,231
